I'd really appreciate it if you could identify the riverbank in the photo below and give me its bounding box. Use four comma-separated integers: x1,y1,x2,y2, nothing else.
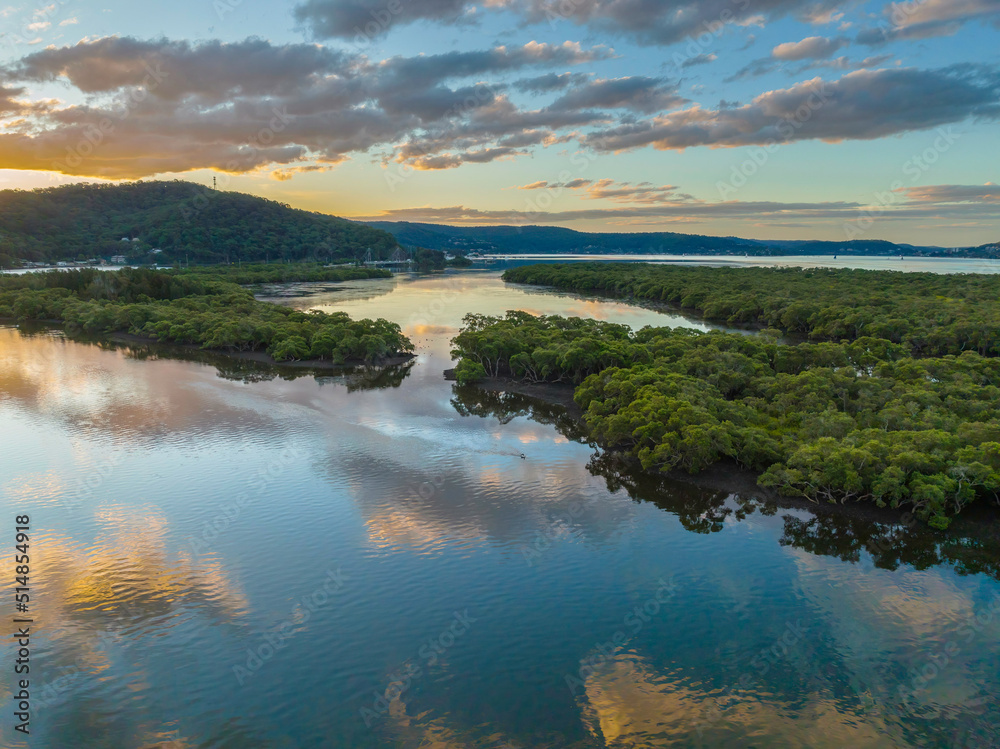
2,321,415,371
450,332,999,531
503,262,1000,355
0,267,415,365
107,331,416,369
472,373,1000,545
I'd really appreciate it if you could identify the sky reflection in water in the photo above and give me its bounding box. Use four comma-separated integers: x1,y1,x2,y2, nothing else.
0,269,998,748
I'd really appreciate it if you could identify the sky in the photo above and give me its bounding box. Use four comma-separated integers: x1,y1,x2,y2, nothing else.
0,0,997,246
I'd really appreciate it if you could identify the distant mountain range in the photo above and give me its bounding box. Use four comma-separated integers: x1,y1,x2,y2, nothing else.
367,221,999,259
0,181,995,268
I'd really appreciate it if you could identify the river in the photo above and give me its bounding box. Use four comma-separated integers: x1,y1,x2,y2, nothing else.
1,268,999,748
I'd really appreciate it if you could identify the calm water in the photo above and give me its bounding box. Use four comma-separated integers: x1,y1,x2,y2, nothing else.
473,255,1000,275
5,254,1000,276
2,269,1000,748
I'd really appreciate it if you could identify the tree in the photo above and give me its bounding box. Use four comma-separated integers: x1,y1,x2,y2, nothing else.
455,359,487,385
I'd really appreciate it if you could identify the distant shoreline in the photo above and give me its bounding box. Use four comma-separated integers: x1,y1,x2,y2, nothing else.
4,253,1000,276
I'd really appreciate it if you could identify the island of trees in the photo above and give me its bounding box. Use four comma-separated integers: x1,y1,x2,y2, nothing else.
503,263,1000,356
171,263,392,286
451,264,1000,529
454,386,1000,582
0,267,413,364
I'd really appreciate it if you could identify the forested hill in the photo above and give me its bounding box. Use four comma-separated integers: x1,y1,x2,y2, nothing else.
968,241,1000,258
365,222,767,255
0,181,399,266
366,221,972,258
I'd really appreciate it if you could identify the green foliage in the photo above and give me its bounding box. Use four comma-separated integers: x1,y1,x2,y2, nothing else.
0,268,413,364
170,263,390,285
451,311,1000,528
414,248,447,271
0,180,399,264
451,311,637,384
408,247,474,270
503,263,1000,357
371,222,990,257
454,359,487,385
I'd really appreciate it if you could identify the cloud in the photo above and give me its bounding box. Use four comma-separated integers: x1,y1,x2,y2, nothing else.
514,0,855,45
361,42,611,121
799,54,895,71
517,178,593,190
681,53,718,68
8,36,350,98
582,178,696,203
378,82,502,121
353,182,1000,226
516,177,693,204
294,0,855,46
513,72,591,94
400,145,528,170
270,163,341,180
0,36,616,177
0,84,25,116
388,95,604,168
900,183,1000,203
2,36,996,182
728,50,894,81
800,5,845,24
294,0,994,52
352,199,870,224
585,67,1000,151
772,35,848,60
373,41,611,92
293,0,472,39
888,0,1000,28
725,58,782,82
549,77,685,114
857,0,1000,43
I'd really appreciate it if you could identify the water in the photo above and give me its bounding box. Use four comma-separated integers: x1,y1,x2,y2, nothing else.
472,254,1000,275
1,269,999,748
5,254,1000,277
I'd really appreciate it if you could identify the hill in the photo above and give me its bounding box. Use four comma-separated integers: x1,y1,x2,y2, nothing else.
0,181,399,267
364,222,769,255
365,221,961,257
761,238,939,255
961,241,1000,259
1,182,987,267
